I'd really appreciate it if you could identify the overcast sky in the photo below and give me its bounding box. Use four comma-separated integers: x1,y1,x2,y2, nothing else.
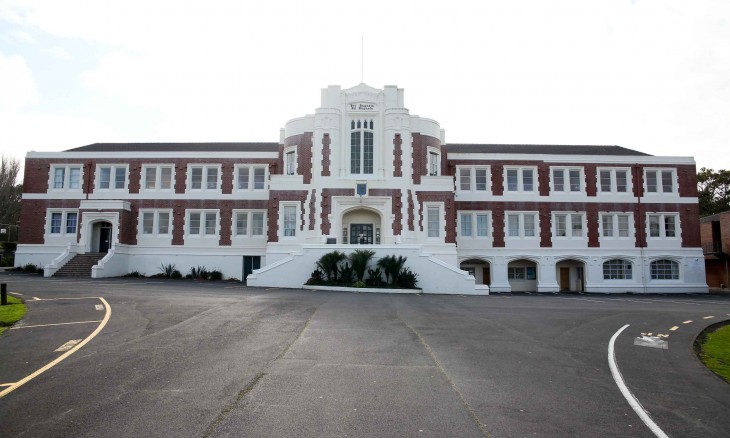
1,0,728,182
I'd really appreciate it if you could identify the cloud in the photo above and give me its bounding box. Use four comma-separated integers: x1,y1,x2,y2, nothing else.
42,46,71,59
0,52,39,110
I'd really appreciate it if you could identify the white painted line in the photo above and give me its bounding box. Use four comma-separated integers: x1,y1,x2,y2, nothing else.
682,320,693,324
669,326,679,331
54,339,82,352
32,297,40,301
703,316,715,320
609,324,669,438
0,297,112,399
29,297,103,301
9,292,22,296
10,320,102,330
95,304,103,310
561,297,605,303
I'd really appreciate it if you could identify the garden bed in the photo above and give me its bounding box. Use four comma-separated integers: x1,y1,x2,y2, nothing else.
302,285,421,294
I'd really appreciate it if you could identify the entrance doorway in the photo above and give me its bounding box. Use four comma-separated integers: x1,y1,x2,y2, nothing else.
243,256,261,281
350,224,373,244
92,221,113,253
555,259,585,293
460,259,491,285
507,259,538,292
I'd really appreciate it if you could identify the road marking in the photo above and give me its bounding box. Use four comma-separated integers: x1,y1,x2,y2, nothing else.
9,292,22,296
0,383,13,387
0,297,111,399
609,324,669,438
10,320,103,330
27,297,104,301
95,304,103,310
703,316,715,319
32,297,40,300
560,297,605,303
682,320,692,324
634,335,668,349
669,326,679,331
55,339,82,352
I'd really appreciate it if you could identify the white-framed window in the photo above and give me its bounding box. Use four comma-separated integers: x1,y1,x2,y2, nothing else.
600,213,632,238
603,259,633,280
458,212,490,238
505,167,537,192
650,259,680,280
139,210,172,236
457,166,490,192
508,266,537,280
644,169,677,194
281,204,298,237
236,165,267,190
284,146,297,176
350,118,374,175
551,167,583,193
186,210,219,237
142,165,174,191
647,213,679,239
47,210,79,236
506,212,538,238
598,168,630,194
50,165,83,191
428,148,440,176
188,165,221,191
426,204,441,238
97,165,128,191
233,210,266,237
553,213,584,238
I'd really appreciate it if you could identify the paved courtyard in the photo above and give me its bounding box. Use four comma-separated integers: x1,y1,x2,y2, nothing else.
0,274,729,437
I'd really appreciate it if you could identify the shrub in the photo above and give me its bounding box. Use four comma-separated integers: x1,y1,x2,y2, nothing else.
171,270,182,279
189,266,209,280
316,251,347,282
397,267,419,289
365,267,385,287
0,255,14,267
208,270,223,281
353,280,367,288
159,263,178,278
124,271,143,278
349,249,375,281
338,262,354,284
305,269,324,285
23,263,37,273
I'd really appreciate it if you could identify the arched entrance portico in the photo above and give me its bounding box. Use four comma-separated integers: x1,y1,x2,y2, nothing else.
555,258,585,292
341,207,382,244
507,258,538,292
460,258,491,285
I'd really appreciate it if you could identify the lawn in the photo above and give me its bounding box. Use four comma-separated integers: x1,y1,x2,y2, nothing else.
0,296,27,336
698,323,730,383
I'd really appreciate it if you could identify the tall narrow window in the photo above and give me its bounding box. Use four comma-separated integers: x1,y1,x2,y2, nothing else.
554,169,565,191
160,167,172,189
65,213,78,234
569,170,581,192
236,213,248,236
507,169,518,191
100,168,111,189
599,171,611,192
204,212,217,235
286,151,296,175
206,168,218,190
555,214,567,237
53,168,65,189
476,214,489,237
427,207,440,237
646,170,658,193
145,168,157,189
188,213,201,235
617,215,630,237
191,168,203,189
460,214,472,237
253,168,266,189
602,215,614,237
350,119,374,175
283,206,296,237
158,212,170,234
616,171,628,192
238,167,250,190
475,169,488,191
114,167,126,189
522,169,534,191
142,212,154,234
50,212,62,234
428,151,439,176
252,212,265,236
69,168,81,189
460,168,471,191
661,171,674,192
523,214,535,237
508,214,520,237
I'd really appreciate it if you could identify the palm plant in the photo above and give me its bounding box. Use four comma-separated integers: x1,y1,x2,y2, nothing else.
376,255,407,286
349,249,375,282
316,251,347,282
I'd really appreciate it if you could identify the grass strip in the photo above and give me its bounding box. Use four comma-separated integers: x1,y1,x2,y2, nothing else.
0,296,27,336
697,322,730,383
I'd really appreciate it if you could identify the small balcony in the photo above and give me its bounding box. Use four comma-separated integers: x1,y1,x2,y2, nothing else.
703,241,725,256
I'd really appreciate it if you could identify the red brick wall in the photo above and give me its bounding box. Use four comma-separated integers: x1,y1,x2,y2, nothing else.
320,188,355,235
309,189,317,230
284,133,313,183
369,189,403,236
321,134,331,177
416,191,456,243
407,190,415,231
411,133,441,184
393,134,403,177
267,190,308,242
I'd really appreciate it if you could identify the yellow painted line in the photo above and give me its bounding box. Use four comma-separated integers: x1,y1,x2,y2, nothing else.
0,383,14,387
703,316,715,320
669,326,679,331
10,320,102,330
682,320,692,324
0,297,111,399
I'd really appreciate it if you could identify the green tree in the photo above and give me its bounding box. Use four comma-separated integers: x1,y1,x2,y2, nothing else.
0,156,21,241
348,249,375,282
698,168,730,216
316,251,347,282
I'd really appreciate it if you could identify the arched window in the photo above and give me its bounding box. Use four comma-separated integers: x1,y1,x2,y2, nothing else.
351,119,374,174
650,259,679,280
603,259,632,280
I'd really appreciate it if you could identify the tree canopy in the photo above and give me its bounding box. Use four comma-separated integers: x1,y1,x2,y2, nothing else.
698,167,730,217
0,156,22,241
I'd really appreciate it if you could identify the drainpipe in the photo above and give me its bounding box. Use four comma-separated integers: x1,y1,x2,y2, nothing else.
634,165,647,294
